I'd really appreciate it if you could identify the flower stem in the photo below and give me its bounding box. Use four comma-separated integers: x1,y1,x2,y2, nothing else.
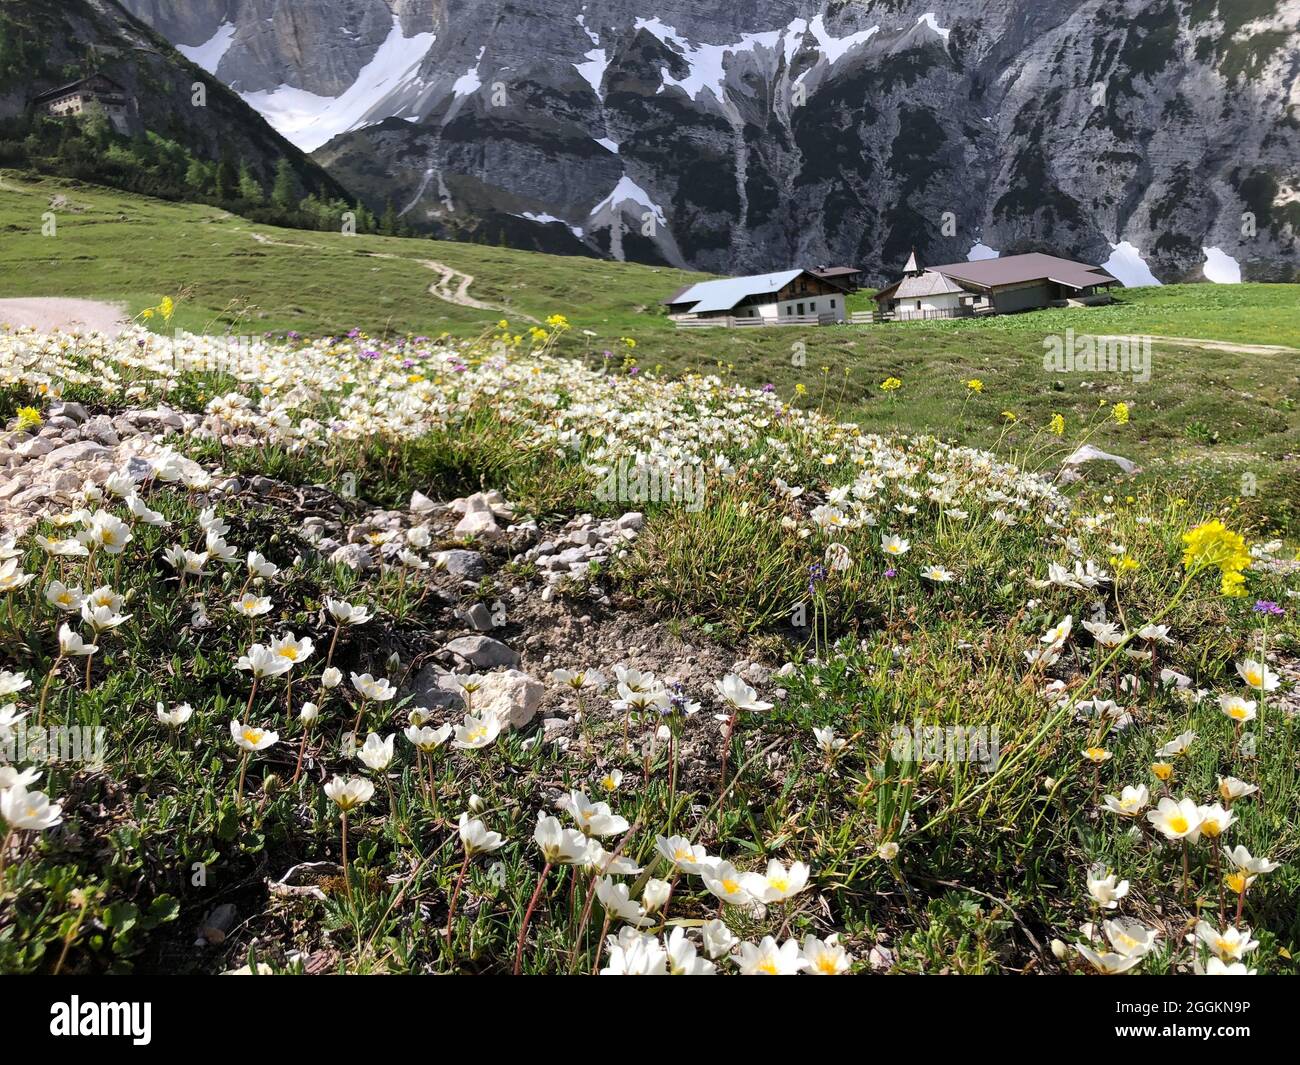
513,861,552,975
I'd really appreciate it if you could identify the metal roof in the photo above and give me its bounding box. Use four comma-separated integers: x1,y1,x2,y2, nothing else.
666,269,805,314
890,270,970,299
926,253,1118,290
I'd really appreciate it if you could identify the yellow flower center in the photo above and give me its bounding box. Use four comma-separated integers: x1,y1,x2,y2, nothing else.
721,878,740,895
243,728,262,745
279,647,299,660
769,877,789,893
1167,815,1188,834
757,959,779,975
815,955,838,974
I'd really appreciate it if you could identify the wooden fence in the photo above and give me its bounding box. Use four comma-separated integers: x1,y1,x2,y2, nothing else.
674,313,844,329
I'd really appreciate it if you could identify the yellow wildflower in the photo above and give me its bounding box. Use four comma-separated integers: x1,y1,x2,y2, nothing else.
1049,413,1065,435
1112,402,1130,424
15,405,43,431
965,378,983,393
880,377,902,393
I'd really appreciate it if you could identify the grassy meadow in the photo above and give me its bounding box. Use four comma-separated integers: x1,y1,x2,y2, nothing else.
0,175,1298,977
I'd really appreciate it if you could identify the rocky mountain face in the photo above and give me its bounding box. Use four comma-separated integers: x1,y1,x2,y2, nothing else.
117,0,1300,282
0,0,347,201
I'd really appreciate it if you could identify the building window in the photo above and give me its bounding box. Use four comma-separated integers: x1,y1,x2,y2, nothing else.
796,303,804,315
830,299,836,309
810,302,816,312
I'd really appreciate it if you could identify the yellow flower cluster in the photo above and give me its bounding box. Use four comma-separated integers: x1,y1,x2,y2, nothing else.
1181,520,1251,597
880,377,902,393
965,378,983,393
15,405,43,431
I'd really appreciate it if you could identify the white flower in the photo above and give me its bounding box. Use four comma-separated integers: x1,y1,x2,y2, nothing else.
246,551,279,579
740,858,810,902
594,876,654,928
1101,784,1149,817
1221,845,1279,879
737,937,807,975
1235,659,1279,692
45,581,84,612
232,593,273,618
57,624,97,657
1146,796,1203,842
1195,803,1237,840
452,712,501,750
641,877,672,913
1192,921,1259,962
597,768,624,793
0,671,30,697
713,673,772,712
566,789,629,837
324,775,373,811
655,834,715,874
404,723,452,752
350,672,395,701
80,601,130,634
802,933,853,975
81,510,133,555
812,727,845,756
881,534,910,556
229,719,279,752
1219,694,1256,723
1216,776,1258,803
327,598,373,626
921,565,954,583
601,927,668,975
1156,730,1196,758
1104,918,1159,959
321,666,343,689
1199,957,1256,975
236,644,292,679
458,812,504,856
156,702,194,726
125,494,168,526
356,733,395,772
1086,869,1130,909
299,702,320,723
1074,942,1143,975
702,918,738,959
701,861,754,906
877,841,899,861
665,927,716,975
0,783,63,831
269,631,314,668
532,814,588,865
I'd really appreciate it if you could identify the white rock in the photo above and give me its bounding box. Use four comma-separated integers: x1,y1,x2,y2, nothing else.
477,669,544,729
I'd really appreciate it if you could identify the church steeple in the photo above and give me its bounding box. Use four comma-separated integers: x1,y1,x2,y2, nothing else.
903,248,922,276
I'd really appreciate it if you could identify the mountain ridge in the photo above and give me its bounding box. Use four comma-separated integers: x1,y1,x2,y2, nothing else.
117,0,1300,282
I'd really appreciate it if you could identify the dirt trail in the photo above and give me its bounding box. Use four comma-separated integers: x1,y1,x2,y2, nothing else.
0,297,129,336
245,227,535,321
1139,335,1300,356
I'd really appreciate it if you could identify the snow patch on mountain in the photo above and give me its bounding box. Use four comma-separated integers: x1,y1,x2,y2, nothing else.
453,47,487,97
917,13,952,43
591,175,667,224
239,17,435,152
967,242,999,261
800,14,880,64
1202,247,1242,284
177,22,236,75
1103,241,1162,287
575,48,609,96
